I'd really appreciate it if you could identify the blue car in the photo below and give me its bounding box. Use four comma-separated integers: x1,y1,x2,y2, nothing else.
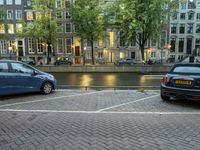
0,60,56,96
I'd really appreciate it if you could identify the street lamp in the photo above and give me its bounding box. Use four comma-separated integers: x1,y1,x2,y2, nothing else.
8,46,12,60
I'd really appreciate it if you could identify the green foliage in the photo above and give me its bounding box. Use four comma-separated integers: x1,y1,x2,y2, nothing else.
69,0,107,64
112,0,179,61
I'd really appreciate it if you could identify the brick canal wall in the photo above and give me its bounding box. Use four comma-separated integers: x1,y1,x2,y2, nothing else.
36,65,173,73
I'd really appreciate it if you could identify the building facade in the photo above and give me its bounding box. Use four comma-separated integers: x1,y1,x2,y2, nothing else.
169,0,200,62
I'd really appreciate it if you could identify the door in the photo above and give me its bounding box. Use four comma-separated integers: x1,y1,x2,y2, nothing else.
10,62,40,93
0,62,14,96
18,40,24,56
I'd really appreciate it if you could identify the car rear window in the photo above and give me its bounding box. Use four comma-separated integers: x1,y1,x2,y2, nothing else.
0,63,9,72
172,66,200,74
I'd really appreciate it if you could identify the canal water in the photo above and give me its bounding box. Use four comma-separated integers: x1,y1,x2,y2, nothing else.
51,73,165,88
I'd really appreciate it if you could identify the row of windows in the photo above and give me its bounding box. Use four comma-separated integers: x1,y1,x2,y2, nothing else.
172,12,200,21
179,0,199,10
170,37,200,53
0,0,21,5
0,23,22,34
171,24,200,34
55,0,72,8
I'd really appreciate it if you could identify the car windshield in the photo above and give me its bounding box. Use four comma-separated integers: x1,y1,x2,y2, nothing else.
172,66,200,74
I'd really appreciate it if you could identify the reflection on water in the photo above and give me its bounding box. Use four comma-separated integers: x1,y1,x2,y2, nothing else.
51,73,164,87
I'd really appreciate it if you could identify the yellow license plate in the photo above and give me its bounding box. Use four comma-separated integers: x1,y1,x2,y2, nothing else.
175,80,192,85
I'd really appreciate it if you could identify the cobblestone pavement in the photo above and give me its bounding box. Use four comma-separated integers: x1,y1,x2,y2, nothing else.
1,90,200,150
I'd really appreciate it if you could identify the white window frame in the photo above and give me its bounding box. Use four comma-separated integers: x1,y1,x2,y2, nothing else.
57,38,64,54
65,38,72,54
55,0,62,8
37,40,44,54
0,40,7,54
7,10,13,20
65,23,72,33
15,0,21,5
16,10,22,19
28,38,34,54
6,0,12,5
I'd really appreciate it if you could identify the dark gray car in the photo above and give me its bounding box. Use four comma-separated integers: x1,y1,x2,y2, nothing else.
115,58,136,66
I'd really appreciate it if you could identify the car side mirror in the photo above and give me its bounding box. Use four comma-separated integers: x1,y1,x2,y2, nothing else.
32,70,37,76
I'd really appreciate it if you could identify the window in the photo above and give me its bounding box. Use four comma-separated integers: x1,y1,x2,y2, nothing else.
57,23,63,33
188,12,194,20
171,24,177,34
109,32,114,48
98,52,103,59
173,66,200,74
170,38,176,52
16,23,22,33
178,38,184,52
16,10,22,19
188,0,196,9
151,52,156,58
0,63,8,72
8,24,14,34
11,63,34,74
151,38,156,47
65,11,70,19
66,38,72,53
27,0,31,6
171,12,177,20
6,0,12,5
131,37,136,46
7,10,13,20
65,23,71,33
56,0,62,8
56,12,63,19
65,0,71,8
197,13,200,20
187,24,193,34
37,40,45,53
0,24,5,33
0,40,7,54
179,24,185,34
187,38,192,54
196,24,200,33
57,38,64,53
180,13,185,20
131,52,135,59
195,38,200,49
28,38,34,53
15,0,21,5
180,2,186,9
119,31,125,47
27,11,33,20
0,0,4,5
98,34,103,47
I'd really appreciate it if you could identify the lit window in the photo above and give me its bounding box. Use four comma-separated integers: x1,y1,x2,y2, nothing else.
15,0,21,5
37,40,45,53
0,24,5,33
8,24,14,34
6,0,12,5
27,11,33,20
109,32,114,48
16,10,22,19
16,23,22,33
98,34,103,47
7,10,13,20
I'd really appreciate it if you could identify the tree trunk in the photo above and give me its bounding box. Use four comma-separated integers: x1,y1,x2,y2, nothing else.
47,42,51,64
140,44,145,61
91,41,95,65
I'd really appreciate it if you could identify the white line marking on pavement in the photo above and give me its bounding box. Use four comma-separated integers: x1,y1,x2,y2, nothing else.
0,109,200,115
97,94,159,112
0,91,105,108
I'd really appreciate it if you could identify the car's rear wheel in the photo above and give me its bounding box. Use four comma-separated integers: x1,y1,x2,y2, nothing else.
41,82,53,94
161,94,170,101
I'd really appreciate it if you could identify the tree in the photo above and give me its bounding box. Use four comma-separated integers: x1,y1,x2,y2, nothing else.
112,0,179,61
18,0,60,64
70,0,107,65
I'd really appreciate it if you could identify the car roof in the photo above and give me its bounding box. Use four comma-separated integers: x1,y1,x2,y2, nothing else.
0,59,20,63
173,63,200,67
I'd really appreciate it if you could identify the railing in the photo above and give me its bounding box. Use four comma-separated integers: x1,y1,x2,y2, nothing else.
57,85,160,90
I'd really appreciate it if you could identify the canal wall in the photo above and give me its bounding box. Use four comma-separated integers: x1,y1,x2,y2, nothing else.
36,65,173,73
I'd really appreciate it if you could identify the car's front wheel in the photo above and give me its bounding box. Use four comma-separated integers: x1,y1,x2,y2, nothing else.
41,82,53,94
161,94,170,101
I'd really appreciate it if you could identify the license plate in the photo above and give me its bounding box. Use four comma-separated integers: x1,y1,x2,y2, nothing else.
175,80,192,85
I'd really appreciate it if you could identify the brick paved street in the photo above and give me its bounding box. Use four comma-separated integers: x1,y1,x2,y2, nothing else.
1,90,200,150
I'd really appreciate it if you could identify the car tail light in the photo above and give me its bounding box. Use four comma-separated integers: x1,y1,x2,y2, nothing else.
162,74,169,85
